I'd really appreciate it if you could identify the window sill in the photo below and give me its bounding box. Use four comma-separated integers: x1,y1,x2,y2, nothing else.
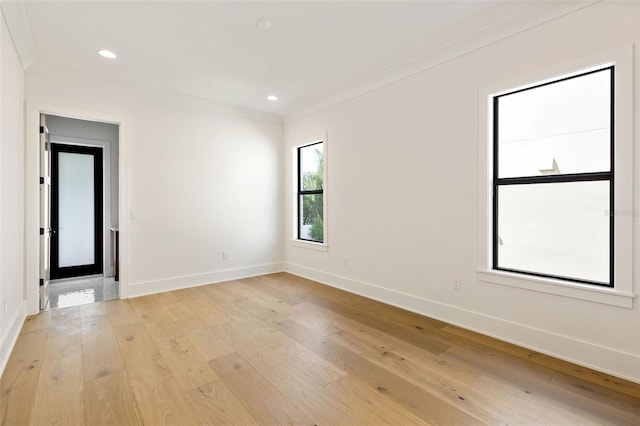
289,240,328,252
477,269,634,308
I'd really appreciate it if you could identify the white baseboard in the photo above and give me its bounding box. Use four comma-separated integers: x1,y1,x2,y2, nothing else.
284,262,640,384
126,262,284,298
0,302,26,377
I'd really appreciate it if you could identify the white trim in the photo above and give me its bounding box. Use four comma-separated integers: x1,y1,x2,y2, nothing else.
0,0,37,69
289,240,328,252
477,45,635,306
478,270,634,308
25,102,129,314
0,301,25,377
126,262,284,298
284,262,640,384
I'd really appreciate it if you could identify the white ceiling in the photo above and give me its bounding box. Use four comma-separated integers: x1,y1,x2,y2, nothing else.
14,0,545,117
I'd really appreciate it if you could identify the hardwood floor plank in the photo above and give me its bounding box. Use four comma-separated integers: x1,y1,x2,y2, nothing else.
193,303,233,328
128,295,160,316
186,380,259,425
311,317,503,422
240,276,303,304
2,273,639,425
20,311,51,335
444,324,640,399
174,317,235,361
138,310,183,343
0,330,48,425
216,319,293,352
113,322,172,380
80,313,111,335
259,273,310,296
156,335,219,392
82,329,124,381
83,370,143,426
325,375,430,425
276,344,347,387
278,319,483,425
103,299,139,328
550,371,640,416
29,353,84,426
170,286,208,302
288,301,479,386
199,282,247,304
44,331,82,361
210,352,315,425
160,300,197,322
151,291,179,307
128,376,199,425
179,295,219,315
219,324,367,425
444,344,640,425
304,293,450,355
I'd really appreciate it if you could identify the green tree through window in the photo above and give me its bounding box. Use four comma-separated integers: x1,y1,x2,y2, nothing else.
298,142,324,242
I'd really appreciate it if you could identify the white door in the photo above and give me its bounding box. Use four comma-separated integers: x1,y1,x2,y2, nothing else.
39,115,51,310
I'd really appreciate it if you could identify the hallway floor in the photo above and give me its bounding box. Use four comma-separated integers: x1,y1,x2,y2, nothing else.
48,276,119,309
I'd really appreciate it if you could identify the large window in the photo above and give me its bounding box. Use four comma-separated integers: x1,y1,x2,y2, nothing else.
297,141,324,243
493,66,613,287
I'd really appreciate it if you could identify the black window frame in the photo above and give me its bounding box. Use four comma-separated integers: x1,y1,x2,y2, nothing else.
492,66,614,288
297,141,324,243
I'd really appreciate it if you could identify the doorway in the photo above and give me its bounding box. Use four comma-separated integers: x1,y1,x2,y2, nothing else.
40,114,120,310
51,143,103,279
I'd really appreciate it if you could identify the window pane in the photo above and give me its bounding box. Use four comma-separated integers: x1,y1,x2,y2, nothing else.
299,194,323,242
497,181,609,283
498,69,611,178
59,152,95,267
300,143,324,191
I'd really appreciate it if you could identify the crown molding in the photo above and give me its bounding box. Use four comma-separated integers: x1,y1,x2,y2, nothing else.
284,0,599,125
1,0,37,70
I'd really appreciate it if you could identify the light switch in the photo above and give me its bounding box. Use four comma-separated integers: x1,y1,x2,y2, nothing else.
130,211,139,221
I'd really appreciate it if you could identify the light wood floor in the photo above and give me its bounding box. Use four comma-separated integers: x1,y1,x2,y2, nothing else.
1,273,639,425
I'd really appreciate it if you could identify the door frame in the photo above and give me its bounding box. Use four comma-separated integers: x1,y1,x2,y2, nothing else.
50,143,104,279
52,135,116,280
25,102,130,315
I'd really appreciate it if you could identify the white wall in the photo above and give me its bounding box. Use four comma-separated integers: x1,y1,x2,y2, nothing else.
284,1,640,382
0,11,25,373
46,115,119,277
25,67,283,301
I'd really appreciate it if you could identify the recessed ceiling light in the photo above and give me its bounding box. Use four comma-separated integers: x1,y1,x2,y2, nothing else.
256,18,272,30
98,49,117,59
267,95,278,101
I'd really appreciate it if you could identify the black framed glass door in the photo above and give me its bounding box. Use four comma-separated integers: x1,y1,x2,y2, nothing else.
51,144,103,279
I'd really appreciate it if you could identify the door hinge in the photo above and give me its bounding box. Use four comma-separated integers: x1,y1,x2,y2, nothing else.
40,177,45,184
40,227,44,235
39,278,44,287
40,126,44,134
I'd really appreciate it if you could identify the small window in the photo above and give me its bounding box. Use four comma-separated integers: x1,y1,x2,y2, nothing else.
297,141,324,243
493,66,613,287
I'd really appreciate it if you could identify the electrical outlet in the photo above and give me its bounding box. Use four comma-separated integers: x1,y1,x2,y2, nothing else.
222,251,229,260
453,277,462,290
3,299,7,314
344,257,349,266
130,211,139,221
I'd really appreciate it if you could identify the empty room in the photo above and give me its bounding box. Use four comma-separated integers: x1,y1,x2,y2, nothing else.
1,0,639,424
